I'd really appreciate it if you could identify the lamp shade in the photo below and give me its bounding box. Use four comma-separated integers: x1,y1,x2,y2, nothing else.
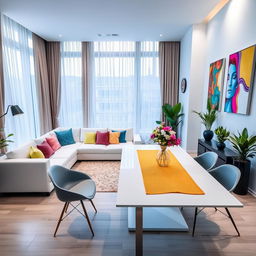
10,105,23,116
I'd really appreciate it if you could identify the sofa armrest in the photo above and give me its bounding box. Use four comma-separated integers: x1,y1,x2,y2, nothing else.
0,159,52,193
133,134,142,145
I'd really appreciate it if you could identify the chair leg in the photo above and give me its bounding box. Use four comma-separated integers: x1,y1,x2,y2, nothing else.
65,202,69,213
80,200,94,236
54,202,67,237
215,207,218,211
225,208,240,236
192,207,198,237
90,199,97,213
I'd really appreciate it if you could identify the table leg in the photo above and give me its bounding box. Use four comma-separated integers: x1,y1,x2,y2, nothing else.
136,207,143,256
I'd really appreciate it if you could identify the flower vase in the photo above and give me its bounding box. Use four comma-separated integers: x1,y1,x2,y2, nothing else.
156,145,170,167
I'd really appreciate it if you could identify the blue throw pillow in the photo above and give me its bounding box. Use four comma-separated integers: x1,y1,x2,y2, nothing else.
54,129,75,146
112,130,126,143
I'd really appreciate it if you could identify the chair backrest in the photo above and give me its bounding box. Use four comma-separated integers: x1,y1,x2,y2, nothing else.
209,164,241,192
194,152,218,171
49,165,70,189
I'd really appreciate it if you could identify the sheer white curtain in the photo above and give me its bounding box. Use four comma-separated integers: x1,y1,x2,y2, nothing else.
1,15,40,148
59,41,83,128
90,41,161,134
91,41,136,128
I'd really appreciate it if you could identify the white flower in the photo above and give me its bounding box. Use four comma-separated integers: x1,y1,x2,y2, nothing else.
169,130,176,135
165,135,170,140
161,130,165,135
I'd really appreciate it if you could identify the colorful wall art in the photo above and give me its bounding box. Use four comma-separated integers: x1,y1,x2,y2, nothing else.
207,58,226,110
224,45,256,115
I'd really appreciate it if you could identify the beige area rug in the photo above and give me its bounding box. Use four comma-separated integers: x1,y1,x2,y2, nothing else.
72,161,120,192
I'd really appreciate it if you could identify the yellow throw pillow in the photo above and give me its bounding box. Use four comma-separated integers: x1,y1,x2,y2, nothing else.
109,132,120,144
84,132,96,144
29,146,45,158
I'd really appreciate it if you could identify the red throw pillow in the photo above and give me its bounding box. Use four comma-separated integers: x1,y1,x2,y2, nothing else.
37,141,54,158
96,131,109,145
46,134,61,152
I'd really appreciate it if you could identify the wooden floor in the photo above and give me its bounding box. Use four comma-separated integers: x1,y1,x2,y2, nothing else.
0,192,255,256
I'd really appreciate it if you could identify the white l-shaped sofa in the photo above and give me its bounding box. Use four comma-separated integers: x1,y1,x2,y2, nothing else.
0,127,141,194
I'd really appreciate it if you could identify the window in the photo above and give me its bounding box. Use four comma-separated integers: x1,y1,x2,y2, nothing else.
91,41,161,133
1,15,40,148
59,41,83,127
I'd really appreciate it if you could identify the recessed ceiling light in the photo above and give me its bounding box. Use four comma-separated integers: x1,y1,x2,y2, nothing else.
58,34,62,38
159,34,163,37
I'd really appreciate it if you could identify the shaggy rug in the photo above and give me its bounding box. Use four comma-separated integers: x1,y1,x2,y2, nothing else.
72,161,120,192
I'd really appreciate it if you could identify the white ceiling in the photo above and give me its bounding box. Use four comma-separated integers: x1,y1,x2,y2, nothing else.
0,0,221,41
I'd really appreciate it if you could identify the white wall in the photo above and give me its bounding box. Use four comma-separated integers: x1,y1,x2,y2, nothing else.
179,27,192,150
202,0,256,193
179,24,206,152
180,0,256,193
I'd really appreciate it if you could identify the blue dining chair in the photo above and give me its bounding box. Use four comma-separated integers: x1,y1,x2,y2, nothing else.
194,152,218,171
192,164,241,236
49,165,97,237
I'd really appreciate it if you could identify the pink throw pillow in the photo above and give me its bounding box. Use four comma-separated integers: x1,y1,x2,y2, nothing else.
37,141,54,158
46,134,61,152
96,131,109,145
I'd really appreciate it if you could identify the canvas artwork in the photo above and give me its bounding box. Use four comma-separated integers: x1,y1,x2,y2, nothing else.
207,58,226,110
224,45,256,115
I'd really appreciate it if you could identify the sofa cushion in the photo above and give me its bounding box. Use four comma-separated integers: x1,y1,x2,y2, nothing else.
29,146,45,158
84,132,96,144
46,134,61,151
112,130,126,143
54,127,81,142
109,128,133,141
37,141,54,158
109,132,120,144
50,143,80,159
49,158,69,167
55,129,75,146
104,144,123,154
78,144,107,154
80,128,107,141
6,141,36,159
96,131,109,145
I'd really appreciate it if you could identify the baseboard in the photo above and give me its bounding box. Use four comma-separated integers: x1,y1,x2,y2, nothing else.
248,187,256,197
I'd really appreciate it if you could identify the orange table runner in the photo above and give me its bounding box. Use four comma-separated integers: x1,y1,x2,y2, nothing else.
137,150,205,195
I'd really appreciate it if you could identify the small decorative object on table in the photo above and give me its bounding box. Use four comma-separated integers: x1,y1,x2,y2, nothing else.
151,123,181,167
214,126,230,150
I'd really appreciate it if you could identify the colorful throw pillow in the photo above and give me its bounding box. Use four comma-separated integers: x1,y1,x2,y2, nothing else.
109,132,120,144
37,141,54,158
84,132,96,144
96,131,109,145
29,146,45,158
46,134,61,152
54,128,75,146
112,130,126,143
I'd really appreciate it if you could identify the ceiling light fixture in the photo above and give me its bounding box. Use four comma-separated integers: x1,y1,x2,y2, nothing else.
58,34,62,38
159,34,163,37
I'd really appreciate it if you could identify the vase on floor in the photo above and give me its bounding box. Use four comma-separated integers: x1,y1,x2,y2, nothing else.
156,145,170,167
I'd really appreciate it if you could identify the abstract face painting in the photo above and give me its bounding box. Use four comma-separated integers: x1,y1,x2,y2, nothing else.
224,45,256,114
207,59,225,110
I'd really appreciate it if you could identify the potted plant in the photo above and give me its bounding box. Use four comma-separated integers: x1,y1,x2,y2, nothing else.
0,133,14,155
156,103,184,133
214,126,230,150
229,128,256,195
193,100,217,141
151,123,181,167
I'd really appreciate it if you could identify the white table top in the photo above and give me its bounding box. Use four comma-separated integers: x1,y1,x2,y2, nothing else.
116,145,243,208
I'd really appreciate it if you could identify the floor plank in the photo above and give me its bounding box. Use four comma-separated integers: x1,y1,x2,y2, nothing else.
0,192,255,256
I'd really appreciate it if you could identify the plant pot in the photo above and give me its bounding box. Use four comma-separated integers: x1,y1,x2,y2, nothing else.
233,159,251,195
203,130,214,141
216,141,226,150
